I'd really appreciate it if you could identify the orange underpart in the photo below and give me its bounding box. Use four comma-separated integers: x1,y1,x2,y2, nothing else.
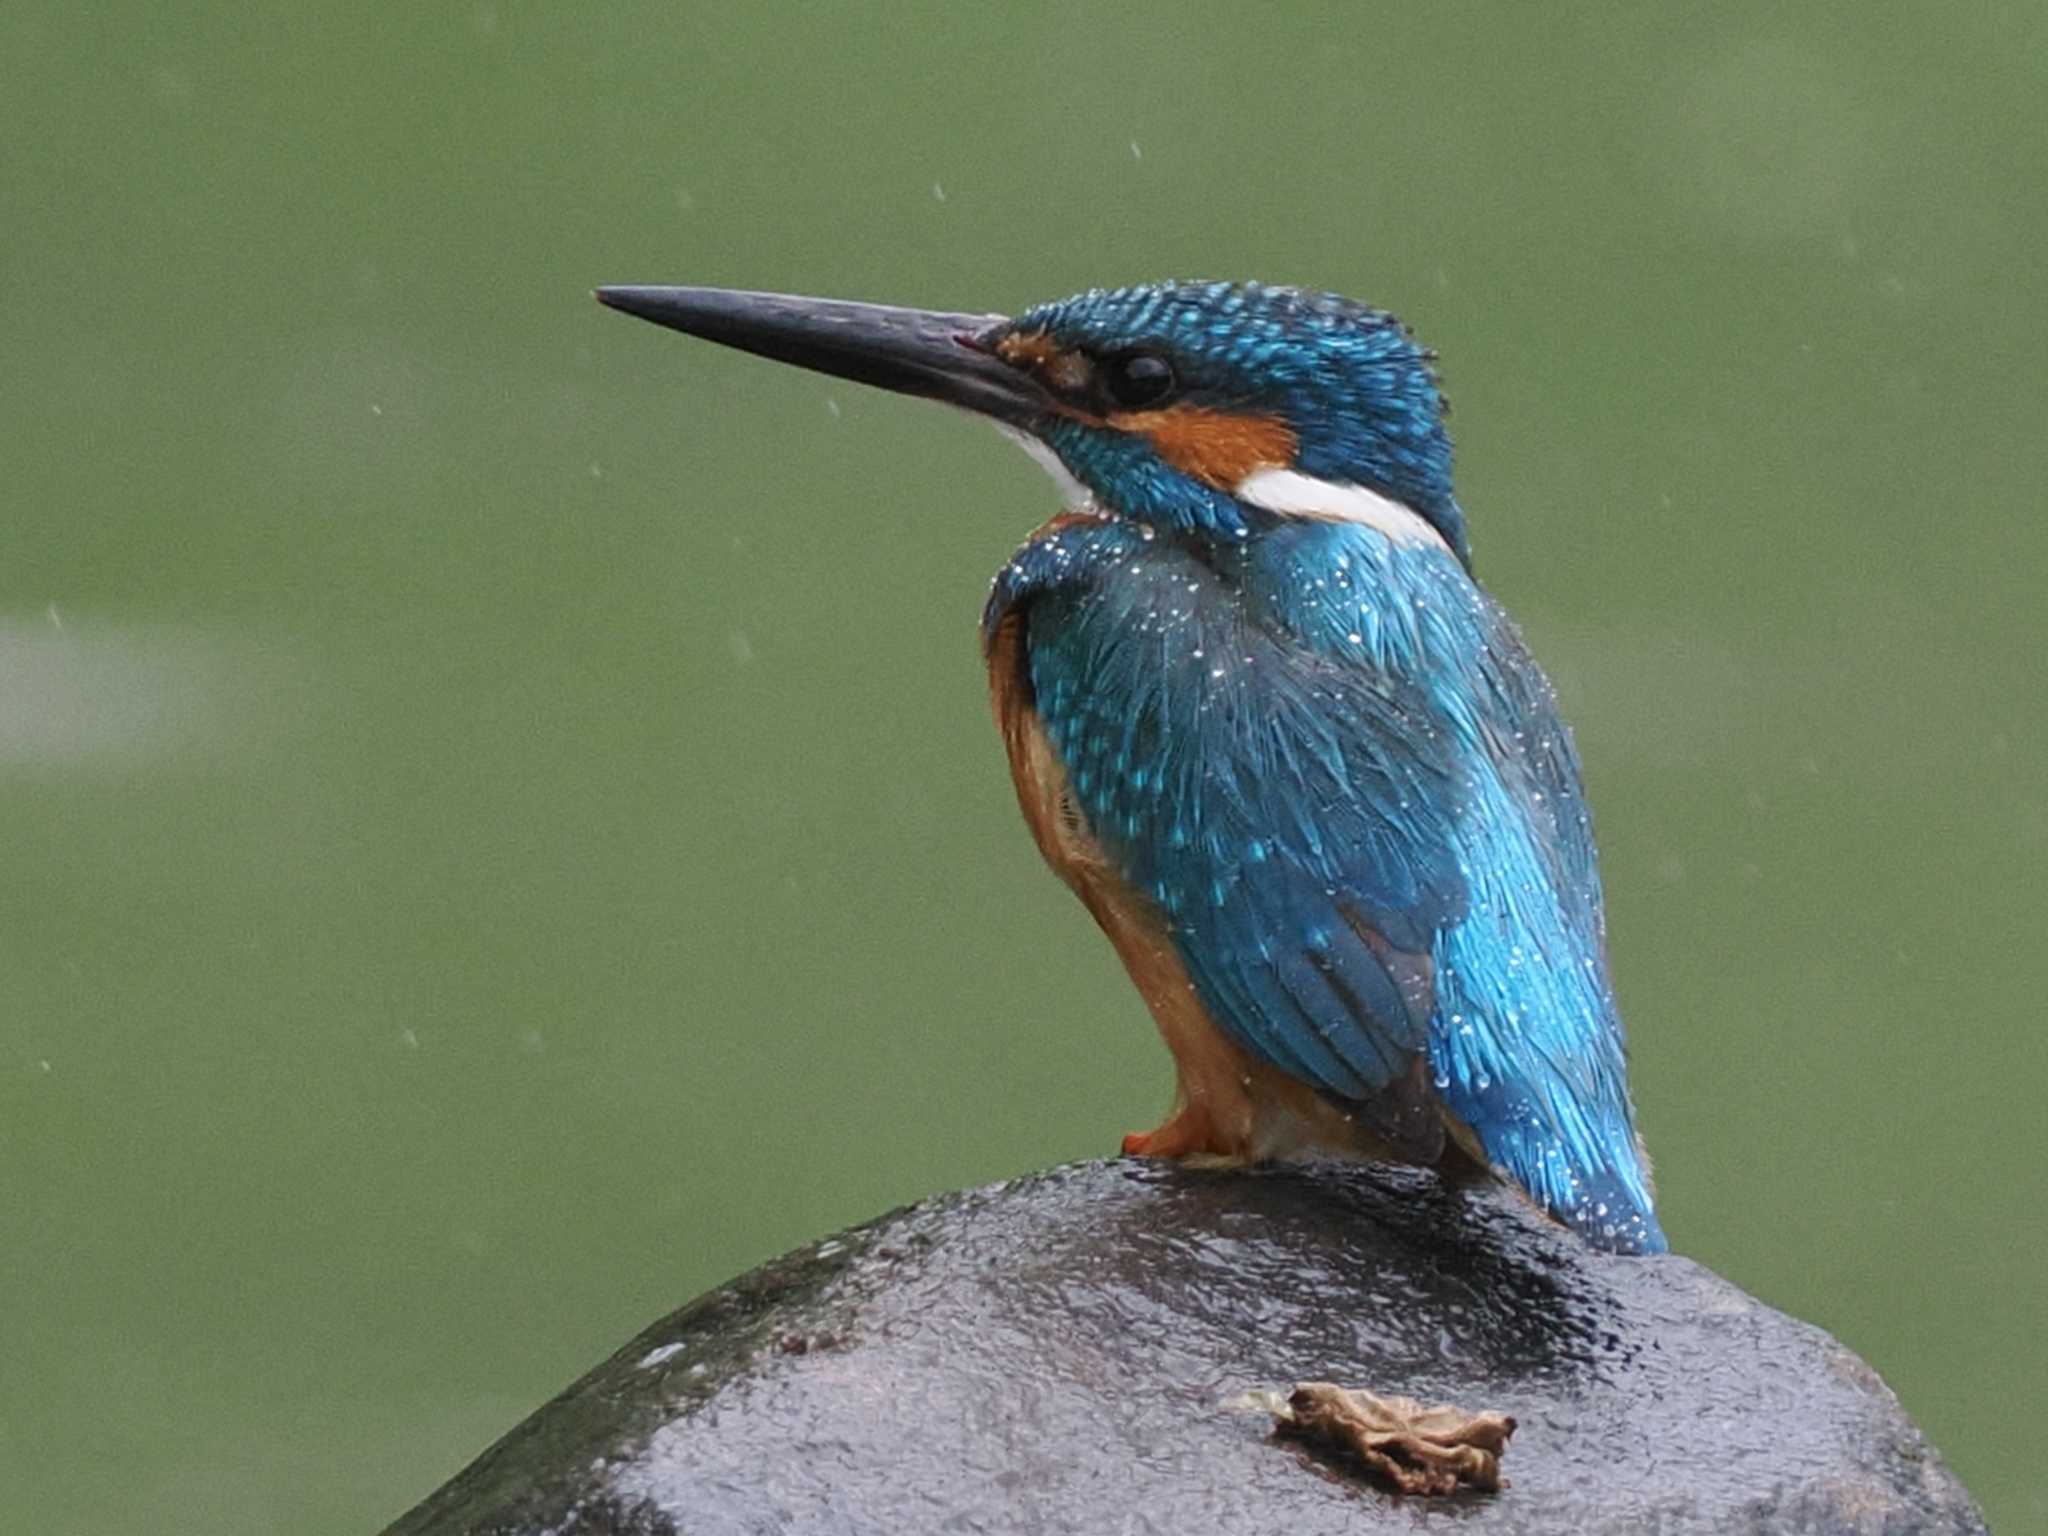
1109,404,1297,489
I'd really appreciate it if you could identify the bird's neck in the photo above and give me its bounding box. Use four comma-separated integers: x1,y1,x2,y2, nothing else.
1040,438,1468,570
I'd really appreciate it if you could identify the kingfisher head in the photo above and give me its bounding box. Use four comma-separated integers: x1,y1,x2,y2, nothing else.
597,279,1466,564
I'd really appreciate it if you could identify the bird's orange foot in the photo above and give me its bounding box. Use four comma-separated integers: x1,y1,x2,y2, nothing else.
1273,1384,1515,1496
1122,1103,1219,1159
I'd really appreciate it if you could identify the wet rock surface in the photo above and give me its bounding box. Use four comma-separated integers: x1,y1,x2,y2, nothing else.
381,1160,1985,1535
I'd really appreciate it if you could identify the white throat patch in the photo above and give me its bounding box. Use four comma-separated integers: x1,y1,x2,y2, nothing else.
1234,467,1446,551
996,425,1099,514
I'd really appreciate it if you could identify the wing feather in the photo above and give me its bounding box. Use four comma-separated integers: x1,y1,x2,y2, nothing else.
1024,543,1466,1157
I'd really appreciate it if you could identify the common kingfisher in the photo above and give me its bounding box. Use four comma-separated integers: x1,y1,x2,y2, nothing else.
598,280,1666,1256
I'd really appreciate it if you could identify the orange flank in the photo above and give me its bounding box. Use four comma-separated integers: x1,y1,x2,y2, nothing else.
1108,404,1297,491
987,577,1367,1164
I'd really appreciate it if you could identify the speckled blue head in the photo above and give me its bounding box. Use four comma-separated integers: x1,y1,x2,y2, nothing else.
994,281,1467,562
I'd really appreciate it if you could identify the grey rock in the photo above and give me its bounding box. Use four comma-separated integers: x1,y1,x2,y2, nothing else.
381,1160,1985,1534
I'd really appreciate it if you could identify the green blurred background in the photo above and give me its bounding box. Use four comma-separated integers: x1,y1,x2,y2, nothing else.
4,4,2042,1531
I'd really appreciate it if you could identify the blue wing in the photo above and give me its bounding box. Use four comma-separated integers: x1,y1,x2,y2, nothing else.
1019,525,1470,1158
1003,515,1663,1251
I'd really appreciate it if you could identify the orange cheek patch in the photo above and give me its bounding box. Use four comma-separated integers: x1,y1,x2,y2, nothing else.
1111,405,1297,489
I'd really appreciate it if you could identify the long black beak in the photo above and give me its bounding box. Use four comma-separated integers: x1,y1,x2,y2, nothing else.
595,285,1047,429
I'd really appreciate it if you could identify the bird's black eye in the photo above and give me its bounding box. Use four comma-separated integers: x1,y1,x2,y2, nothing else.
1101,350,1177,410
